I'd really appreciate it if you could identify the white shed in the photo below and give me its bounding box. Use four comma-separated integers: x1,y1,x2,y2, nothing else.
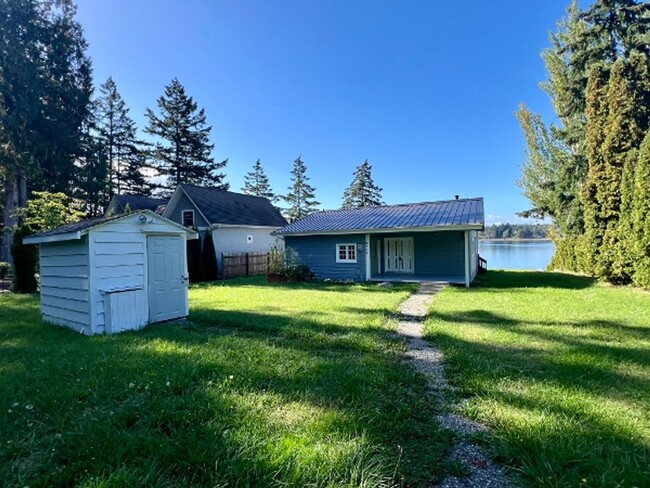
24,210,198,335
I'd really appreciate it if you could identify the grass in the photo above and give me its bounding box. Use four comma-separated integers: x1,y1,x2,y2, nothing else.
0,277,454,487
424,270,650,488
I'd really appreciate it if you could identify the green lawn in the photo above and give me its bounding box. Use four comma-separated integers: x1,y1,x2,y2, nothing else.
424,271,650,488
0,277,454,487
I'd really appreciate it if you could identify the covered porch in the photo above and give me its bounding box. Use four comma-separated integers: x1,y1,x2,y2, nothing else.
369,273,466,285
365,230,479,287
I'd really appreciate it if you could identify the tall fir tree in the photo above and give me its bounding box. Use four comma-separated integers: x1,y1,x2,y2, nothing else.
632,131,650,288
145,78,227,191
284,156,319,222
242,159,276,201
96,77,150,198
518,0,650,277
342,160,384,209
0,0,93,261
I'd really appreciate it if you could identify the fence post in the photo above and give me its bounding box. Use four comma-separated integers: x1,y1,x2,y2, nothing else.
246,253,250,276
221,253,225,279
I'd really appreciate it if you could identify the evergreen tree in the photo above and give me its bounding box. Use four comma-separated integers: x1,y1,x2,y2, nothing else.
96,77,150,198
518,0,650,276
342,160,384,208
632,132,650,288
145,78,227,191
242,159,276,201
0,0,93,261
284,156,319,222
613,149,638,281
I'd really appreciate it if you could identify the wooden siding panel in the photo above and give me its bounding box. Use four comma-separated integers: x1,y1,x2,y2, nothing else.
285,235,366,281
39,240,90,330
413,231,465,275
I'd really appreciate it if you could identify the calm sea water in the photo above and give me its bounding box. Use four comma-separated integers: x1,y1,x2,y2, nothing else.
478,239,556,271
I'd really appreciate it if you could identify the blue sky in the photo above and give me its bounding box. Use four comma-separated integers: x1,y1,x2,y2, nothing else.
76,1,584,224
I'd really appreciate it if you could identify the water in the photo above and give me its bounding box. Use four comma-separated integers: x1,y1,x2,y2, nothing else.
478,240,555,271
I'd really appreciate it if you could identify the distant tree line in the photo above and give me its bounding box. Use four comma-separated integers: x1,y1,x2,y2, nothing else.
518,0,650,287
480,224,551,240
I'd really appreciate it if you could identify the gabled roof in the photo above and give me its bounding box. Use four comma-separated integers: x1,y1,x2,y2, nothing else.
24,210,197,244
105,194,168,216
164,184,287,227
276,197,484,235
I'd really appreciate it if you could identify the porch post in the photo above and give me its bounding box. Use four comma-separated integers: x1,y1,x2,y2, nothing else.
464,230,470,288
365,234,371,281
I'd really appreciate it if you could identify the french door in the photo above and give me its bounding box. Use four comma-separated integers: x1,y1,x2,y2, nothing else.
384,237,414,273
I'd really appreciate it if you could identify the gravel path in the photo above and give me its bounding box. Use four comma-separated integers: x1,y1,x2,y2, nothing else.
396,282,513,488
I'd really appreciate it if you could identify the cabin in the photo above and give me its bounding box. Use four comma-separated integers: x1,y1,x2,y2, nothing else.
24,211,197,335
275,197,485,287
162,184,287,272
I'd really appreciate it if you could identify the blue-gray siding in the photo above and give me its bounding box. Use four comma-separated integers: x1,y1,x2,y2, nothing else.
285,235,366,281
166,192,210,228
370,231,464,276
287,230,468,281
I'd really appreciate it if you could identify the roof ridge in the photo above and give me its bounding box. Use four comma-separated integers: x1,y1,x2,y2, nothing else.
180,183,271,201
310,197,484,215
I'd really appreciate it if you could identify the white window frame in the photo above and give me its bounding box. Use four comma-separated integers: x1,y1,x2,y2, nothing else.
336,243,357,263
182,209,195,227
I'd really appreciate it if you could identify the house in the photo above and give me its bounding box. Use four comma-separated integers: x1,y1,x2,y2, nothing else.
275,197,485,287
24,210,197,335
162,184,287,272
105,194,168,216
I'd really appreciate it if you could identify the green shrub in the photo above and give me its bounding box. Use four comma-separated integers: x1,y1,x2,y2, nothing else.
0,262,10,280
11,226,38,293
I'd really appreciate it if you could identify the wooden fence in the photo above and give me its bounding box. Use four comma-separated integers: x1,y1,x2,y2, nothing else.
222,252,269,279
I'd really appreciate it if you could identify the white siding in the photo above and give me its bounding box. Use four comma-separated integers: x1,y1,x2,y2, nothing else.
212,227,283,271
39,238,90,333
89,220,147,333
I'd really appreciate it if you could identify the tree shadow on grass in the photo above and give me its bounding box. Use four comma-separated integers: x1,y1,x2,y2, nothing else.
0,296,449,487
424,309,650,487
472,270,596,290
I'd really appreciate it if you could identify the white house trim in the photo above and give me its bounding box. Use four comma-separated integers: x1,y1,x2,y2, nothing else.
335,243,358,263
464,230,470,288
365,234,371,280
24,231,81,245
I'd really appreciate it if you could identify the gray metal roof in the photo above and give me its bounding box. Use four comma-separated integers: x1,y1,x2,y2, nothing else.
180,184,287,227
29,214,126,238
276,198,484,235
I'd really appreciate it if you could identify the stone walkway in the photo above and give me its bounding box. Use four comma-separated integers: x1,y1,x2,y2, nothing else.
396,282,513,488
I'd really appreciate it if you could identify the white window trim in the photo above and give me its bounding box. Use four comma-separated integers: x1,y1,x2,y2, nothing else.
182,209,195,227
336,243,357,263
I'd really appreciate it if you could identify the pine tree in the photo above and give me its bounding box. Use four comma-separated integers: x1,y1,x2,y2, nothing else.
632,131,650,288
284,156,320,222
242,159,276,201
342,160,384,209
96,77,150,197
145,78,227,191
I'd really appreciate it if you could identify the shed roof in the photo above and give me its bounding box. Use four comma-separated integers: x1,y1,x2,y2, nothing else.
23,210,197,244
165,184,287,227
276,197,484,235
106,194,168,215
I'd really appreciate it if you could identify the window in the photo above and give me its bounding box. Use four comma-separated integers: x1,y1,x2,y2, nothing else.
336,243,357,263
182,210,195,227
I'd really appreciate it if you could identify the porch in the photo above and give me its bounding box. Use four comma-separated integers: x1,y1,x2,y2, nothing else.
369,273,466,285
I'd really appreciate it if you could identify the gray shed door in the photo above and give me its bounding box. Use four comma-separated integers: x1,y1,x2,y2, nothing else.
147,235,187,323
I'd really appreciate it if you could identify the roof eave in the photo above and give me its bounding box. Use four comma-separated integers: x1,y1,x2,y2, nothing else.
277,224,484,237
24,230,83,245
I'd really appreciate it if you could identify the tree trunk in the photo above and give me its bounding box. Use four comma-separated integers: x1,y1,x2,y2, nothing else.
2,173,19,264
